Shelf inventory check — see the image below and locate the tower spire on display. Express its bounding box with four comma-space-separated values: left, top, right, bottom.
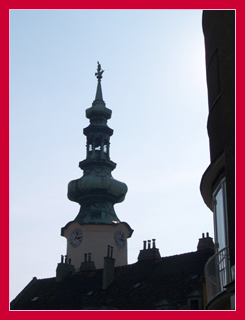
94, 61, 104, 101
66, 62, 128, 224
61, 63, 133, 270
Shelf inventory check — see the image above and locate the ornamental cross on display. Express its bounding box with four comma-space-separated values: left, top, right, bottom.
95, 61, 104, 80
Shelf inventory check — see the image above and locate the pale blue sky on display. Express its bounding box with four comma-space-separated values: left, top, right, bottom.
10, 9, 213, 302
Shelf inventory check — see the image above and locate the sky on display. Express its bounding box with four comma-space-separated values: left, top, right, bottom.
10, 9, 214, 302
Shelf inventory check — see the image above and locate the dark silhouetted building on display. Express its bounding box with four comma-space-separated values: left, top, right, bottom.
200, 10, 235, 309
11, 236, 214, 310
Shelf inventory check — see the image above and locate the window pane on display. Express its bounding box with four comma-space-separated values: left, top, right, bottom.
215, 186, 226, 251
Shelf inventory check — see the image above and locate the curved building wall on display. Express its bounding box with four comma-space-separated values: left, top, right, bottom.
201, 10, 235, 265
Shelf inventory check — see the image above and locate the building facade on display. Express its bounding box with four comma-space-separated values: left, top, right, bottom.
200, 10, 235, 309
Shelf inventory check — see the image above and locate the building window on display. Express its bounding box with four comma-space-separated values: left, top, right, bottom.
212, 177, 228, 252
187, 292, 202, 310
212, 177, 230, 291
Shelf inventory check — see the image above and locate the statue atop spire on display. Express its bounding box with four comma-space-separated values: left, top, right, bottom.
94, 61, 104, 101
95, 61, 104, 80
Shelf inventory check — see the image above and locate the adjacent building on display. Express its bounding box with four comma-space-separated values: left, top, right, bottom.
11, 235, 214, 310
200, 10, 235, 309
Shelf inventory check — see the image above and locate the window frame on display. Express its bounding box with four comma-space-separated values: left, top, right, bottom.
212, 176, 231, 291
212, 176, 229, 253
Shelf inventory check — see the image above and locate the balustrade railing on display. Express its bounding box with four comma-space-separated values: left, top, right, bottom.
204, 246, 231, 303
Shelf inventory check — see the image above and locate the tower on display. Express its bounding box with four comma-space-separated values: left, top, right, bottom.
61, 62, 133, 270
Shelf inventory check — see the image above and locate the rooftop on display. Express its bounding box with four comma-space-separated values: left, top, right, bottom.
11, 249, 213, 310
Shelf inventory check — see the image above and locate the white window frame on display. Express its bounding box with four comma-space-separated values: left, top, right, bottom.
212, 176, 229, 252
212, 176, 231, 291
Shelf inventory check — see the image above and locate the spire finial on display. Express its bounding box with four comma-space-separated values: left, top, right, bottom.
95, 61, 104, 80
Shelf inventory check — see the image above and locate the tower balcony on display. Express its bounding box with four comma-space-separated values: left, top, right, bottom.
204, 246, 235, 309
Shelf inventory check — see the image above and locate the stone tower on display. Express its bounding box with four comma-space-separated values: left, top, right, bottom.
61, 63, 133, 270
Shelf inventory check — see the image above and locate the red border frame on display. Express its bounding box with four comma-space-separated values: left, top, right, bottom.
4, 1, 243, 319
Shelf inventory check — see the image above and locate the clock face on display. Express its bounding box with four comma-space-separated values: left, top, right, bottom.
114, 230, 126, 248
69, 228, 83, 248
